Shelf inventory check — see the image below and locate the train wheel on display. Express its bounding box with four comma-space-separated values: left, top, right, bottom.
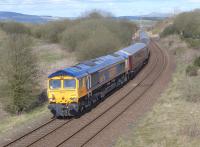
79, 105, 85, 114
86, 98, 92, 111
51, 110, 57, 119
76, 104, 85, 118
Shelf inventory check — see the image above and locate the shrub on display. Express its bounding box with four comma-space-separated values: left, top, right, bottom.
61, 21, 91, 51
0, 34, 40, 114
0, 21, 30, 35
194, 56, 200, 67
81, 10, 110, 19
76, 27, 121, 61
184, 38, 200, 48
103, 19, 137, 45
186, 65, 198, 76
162, 10, 200, 48
174, 10, 200, 37
61, 12, 137, 59
31, 20, 72, 42
160, 25, 177, 38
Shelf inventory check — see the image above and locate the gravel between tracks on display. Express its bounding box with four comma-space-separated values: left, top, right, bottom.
1, 40, 175, 147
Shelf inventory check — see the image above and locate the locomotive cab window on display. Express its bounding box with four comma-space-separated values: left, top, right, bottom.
64, 79, 76, 89
50, 80, 61, 89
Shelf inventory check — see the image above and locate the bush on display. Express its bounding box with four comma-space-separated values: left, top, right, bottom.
0, 21, 30, 35
174, 10, 200, 37
162, 10, 200, 48
184, 38, 200, 48
0, 34, 40, 114
76, 27, 121, 61
61, 21, 91, 51
160, 25, 177, 37
61, 12, 137, 60
81, 10, 112, 19
186, 65, 198, 76
103, 19, 137, 45
31, 20, 72, 42
194, 56, 200, 67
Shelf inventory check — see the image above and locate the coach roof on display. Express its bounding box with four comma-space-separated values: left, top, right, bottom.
115, 43, 146, 56
48, 54, 125, 79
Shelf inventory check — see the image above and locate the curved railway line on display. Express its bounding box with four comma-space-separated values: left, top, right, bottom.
2, 40, 168, 147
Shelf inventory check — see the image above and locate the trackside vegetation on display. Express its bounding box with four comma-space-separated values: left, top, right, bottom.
0, 10, 137, 115
32, 11, 137, 61
116, 9, 200, 146
0, 21, 31, 35
0, 11, 137, 62
186, 56, 200, 76
0, 34, 40, 114
160, 9, 200, 48
116, 35, 200, 147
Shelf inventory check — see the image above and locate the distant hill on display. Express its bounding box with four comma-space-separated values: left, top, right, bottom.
0, 11, 170, 23
118, 14, 170, 21
0, 11, 62, 23
117, 12, 171, 21
142, 12, 172, 18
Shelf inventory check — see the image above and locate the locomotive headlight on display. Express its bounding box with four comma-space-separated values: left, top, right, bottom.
49, 98, 55, 101
49, 94, 55, 102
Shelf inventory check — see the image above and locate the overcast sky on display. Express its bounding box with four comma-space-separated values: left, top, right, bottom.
0, 0, 200, 17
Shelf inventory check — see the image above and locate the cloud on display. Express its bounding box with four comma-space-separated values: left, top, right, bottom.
0, 0, 74, 5
0, 0, 200, 17
188, 0, 200, 3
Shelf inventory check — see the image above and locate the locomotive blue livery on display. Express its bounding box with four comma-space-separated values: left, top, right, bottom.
47, 31, 150, 117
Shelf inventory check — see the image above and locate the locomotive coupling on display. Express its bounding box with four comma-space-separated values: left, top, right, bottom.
48, 103, 79, 117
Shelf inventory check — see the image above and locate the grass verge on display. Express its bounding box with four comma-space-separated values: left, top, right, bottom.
0, 104, 48, 136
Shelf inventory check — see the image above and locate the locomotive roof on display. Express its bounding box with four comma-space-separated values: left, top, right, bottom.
115, 43, 146, 57
48, 54, 125, 79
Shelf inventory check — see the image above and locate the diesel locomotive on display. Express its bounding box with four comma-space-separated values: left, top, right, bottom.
47, 31, 150, 117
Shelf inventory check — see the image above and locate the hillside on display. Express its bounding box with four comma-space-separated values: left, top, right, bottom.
0, 11, 61, 23
160, 9, 200, 48
0, 11, 169, 23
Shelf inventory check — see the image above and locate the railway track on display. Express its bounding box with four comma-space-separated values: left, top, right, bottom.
79, 40, 167, 147
2, 40, 167, 147
55, 40, 167, 147
2, 118, 74, 147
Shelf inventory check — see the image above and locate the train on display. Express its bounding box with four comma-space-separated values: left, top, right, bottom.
47, 31, 150, 118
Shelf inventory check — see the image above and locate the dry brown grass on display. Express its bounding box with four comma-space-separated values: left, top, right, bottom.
32, 41, 77, 89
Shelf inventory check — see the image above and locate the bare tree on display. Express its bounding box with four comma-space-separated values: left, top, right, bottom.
0, 34, 39, 114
